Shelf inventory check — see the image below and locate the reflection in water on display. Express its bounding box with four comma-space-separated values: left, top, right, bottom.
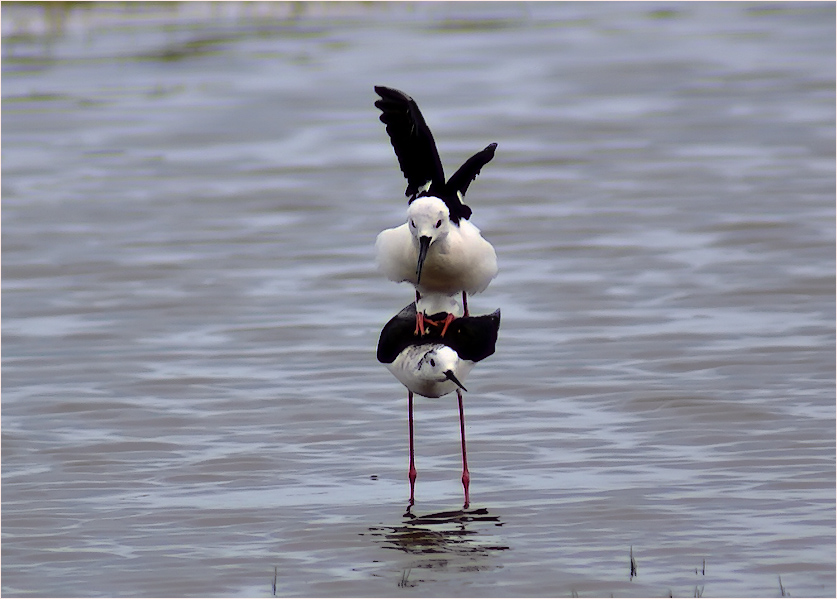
366, 508, 508, 588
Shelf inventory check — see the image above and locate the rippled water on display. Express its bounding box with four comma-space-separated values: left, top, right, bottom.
3, 2, 835, 597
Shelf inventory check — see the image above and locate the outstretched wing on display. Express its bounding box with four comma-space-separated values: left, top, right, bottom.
444, 142, 497, 217
374, 86, 445, 200
377, 305, 501, 365
445, 309, 501, 363
376, 303, 419, 364
413, 308, 501, 363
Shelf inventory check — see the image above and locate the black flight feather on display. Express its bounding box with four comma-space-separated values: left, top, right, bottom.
377, 303, 501, 364
374, 86, 497, 225
373, 86, 445, 201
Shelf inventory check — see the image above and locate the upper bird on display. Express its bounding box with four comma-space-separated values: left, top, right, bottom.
374, 86, 499, 335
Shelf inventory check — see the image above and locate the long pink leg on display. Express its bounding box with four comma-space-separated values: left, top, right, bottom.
457, 389, 470, 509
462, 291, 469, 317
414, 291, 421, 335
408, 391, 417, 507
415, 311, 426, 336
414, 290, 426, 336
439, 312, 456, 337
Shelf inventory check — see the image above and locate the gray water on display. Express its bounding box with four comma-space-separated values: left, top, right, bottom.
2, 2, 835, 597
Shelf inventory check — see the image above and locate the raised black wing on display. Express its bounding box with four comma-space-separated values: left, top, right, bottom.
374, 86, 445, 200
444, 142, 497, 221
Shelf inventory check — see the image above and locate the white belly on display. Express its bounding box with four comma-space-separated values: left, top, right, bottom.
375, 221, 498, 296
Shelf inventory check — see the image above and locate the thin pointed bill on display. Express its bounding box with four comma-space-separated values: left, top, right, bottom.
416, 236, 431, 285
444, 370, 468, 392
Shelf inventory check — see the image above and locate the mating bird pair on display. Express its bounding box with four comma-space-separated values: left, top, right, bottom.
372, 86, 501, 510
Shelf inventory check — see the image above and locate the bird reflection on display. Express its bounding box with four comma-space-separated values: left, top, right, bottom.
365, 508, 508, 588
368, 507, 508, 559
369, 508, 509, 588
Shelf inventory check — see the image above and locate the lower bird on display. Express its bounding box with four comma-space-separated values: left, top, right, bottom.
377, 302, 500, 510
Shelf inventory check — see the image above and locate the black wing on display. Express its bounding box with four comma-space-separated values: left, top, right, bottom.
444, 142, 497, 221
443, 309, 501, 363
377, 304, 501, 365
376, 303, 418, 364
374, 86, 445, 200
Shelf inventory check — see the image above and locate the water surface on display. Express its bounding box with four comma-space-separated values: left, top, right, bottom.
2, 2, 835, 597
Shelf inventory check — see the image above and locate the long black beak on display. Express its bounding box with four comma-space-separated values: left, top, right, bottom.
416, 236, 431, 285
444, 370, 468, 392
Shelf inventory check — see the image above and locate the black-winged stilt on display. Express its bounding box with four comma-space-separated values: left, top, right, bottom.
377, 302, 500, 509
374, 86, 499, 336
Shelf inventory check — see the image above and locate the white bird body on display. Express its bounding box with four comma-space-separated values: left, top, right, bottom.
375, 196, 498, 298
386, 344, 474, 399
373, 86, 500, 328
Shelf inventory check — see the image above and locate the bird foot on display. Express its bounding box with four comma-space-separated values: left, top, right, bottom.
414, 312, 428, 336
414, 312, 456, 337
438, 313, 456, 337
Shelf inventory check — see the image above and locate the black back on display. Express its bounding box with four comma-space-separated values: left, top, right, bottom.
374, 86, 497, 224
377, 303, 501, 364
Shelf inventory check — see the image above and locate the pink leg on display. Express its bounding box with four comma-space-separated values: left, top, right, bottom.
462, 291, 469, 317
414, 289, 450, 336
414, 290, 424, 336
408, 391, 417, 507
439, 312, 456, 337
457, 389, 470, 508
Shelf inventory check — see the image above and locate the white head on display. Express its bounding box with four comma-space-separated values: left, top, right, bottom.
416, 345, 467, 392
387, 343, 474, 398
406, 196, 451, 284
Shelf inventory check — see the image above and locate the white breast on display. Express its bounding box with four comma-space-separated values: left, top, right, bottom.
375, 221, 498, 296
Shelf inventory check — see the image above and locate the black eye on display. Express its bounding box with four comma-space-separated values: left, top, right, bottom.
435, 219, 442, 228
410, 219, 416, 228
429, 359, 435, 367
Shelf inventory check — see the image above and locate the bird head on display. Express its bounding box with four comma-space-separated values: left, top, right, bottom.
421, 346, 468, 392
407, 196, 451, 284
